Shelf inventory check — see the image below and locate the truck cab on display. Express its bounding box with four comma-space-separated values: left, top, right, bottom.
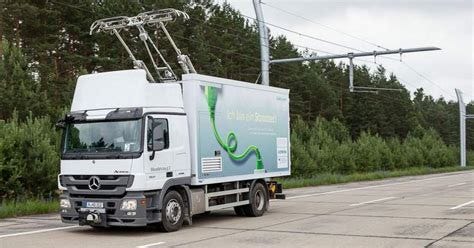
59, 70, 192, 230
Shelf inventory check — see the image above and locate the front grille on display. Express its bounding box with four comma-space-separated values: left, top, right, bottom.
75, 184, 117, 190
61, 175, 134, 198
72, 175, 122, 180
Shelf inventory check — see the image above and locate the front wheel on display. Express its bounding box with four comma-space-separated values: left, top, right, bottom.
243, 182, 268, 217
157, 190, 184, 232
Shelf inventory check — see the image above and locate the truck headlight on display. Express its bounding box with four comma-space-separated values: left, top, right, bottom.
60, 199, 71, 209
120, 199, 137, 211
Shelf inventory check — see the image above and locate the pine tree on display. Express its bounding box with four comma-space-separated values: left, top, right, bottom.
0, 39, 49, 120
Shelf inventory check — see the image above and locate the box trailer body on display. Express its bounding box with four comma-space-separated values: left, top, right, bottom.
183, 74, 290, 185
58, 69, 290, 231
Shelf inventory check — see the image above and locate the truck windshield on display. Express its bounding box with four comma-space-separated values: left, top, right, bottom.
63, 119, 142, 154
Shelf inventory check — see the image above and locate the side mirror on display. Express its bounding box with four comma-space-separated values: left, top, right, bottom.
152, 125, 165, 151
148, 118, 168, 160
55, 119, 66, 130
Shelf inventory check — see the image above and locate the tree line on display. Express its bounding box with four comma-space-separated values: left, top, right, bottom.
0, 0, 472, 200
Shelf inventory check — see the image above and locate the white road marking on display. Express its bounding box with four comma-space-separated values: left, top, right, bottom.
0, 226, 80, 239
349, 197, 397, 206
136, 241, 166, 248
450, 200, 474, 210
285, 172, 473, 200
0, 172, 471, 240
447, 182, 467, 187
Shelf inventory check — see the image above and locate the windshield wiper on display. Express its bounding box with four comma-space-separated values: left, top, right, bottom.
94, 146, 122, 152
69, 148, 89, 153
105, 153, 121, 159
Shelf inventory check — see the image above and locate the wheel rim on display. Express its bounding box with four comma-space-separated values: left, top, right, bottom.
254, 189, 265, 211
165, 199, 182, 225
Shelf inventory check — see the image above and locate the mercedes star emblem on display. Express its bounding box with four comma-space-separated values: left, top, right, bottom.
88, 176, 101, 191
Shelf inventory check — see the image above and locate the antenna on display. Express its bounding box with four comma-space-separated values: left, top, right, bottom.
90, 8, 196, 83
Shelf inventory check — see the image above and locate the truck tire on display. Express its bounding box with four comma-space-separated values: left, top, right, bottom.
243, 182, 268, 217
157, 190, 184, 232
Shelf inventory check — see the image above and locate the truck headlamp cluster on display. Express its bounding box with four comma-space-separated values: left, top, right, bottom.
120, 199, 137, 211
60, 199, 71, 209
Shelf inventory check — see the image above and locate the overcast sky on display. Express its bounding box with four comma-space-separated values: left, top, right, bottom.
217, 0, 473, 102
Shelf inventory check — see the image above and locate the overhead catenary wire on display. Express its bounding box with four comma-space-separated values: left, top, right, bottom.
261, 1, 390, 51
49, 0, 448, 99
242, 3, 455, 98
46, 1, 422, 105
48, 1, 376, 67
174, 32, 413, 105
186, 15, 351, 64
47, 1, 464, 143
187, 17, 389, 66
238, 8, 448, 94
237, 12, 367, 53
286, 34, 451, 97
373, 55, 455, 98
401, 61, 455, 98
183, 19, 414, 91
197, 12, 398, 68
188, 17, 340, 59
125, 15, 423, 99
186, 14, 353, 59
190, 17, 339, 59
187, 17, 393, 82
49, 1, 414, 96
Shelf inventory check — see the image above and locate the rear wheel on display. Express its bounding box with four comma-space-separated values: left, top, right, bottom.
243, 182, 268, 217
157, 190, 184, 232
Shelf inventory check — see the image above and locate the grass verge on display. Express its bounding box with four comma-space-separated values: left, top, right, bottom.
0, 199, 59, 219
281, 166, 474, 189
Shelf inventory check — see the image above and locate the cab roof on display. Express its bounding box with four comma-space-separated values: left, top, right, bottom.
71, 70, 184, 112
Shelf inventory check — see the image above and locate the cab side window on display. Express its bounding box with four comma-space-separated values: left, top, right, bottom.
147, 118, 169, 151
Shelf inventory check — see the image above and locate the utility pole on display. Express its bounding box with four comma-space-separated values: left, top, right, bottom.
253, 0, 270, 86
455, 89, 474, 167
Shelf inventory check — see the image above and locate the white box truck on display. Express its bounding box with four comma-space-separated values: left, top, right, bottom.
57, 69, 290, 231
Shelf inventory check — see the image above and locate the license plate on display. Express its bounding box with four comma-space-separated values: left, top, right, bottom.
83, 201, 103, 208
79, 208, 106, 213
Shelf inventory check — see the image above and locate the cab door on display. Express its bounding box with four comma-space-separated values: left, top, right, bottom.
144, 114, 190, 189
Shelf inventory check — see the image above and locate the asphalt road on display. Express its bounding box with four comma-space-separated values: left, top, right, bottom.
0, 171, 473, 248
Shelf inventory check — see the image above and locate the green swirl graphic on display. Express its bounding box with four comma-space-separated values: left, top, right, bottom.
205, 85, 264, 171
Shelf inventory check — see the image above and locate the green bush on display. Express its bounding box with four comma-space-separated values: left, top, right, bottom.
290, 117, 459, 177
0, 113, 59, 201
353, 132, 392, 172
468, 150, 474, 166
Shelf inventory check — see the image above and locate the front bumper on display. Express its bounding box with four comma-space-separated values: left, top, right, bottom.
60, 191, 158, 227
